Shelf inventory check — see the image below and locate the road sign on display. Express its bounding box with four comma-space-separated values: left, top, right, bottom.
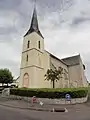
65, 94, 71, 101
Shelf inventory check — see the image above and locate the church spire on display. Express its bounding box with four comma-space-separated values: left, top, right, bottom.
24, 2, 44, 38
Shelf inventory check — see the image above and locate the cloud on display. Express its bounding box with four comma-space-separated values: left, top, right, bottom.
0, 0, 90, 81
71, 17, 90, 26
0, 0, 22, 10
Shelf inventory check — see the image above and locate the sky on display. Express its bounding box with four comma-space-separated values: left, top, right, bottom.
0, 0, 90, 81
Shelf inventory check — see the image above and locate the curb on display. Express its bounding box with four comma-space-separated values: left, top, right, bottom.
0, 103, 51, 112
0, 103, 67, 112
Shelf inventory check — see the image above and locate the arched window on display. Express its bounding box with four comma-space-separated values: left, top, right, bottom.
38, 41, 40, 49
26, 54, 28, 61
27, 41, 30, 48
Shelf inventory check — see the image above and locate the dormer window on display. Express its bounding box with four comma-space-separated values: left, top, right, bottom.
27, 41, 30, 48
38, 41, 40, 49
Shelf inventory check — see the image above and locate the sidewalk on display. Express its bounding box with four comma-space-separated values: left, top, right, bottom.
0, 99, 68, 112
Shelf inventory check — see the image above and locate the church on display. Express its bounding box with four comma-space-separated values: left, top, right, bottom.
18, 7, 88, 88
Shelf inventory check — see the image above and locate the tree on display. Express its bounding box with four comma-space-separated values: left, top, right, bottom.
0, 68, 13, 86
44, 67, 63, 88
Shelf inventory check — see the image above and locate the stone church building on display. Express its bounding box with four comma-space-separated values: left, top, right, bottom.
18, 7, 88, 88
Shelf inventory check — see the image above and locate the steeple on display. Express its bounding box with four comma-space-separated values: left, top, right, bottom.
24, 4, 44, 38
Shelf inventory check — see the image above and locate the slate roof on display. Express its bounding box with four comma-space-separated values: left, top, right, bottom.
61, 54, 80, 66
24, 7, 44, 38
50, 53, 67, 65
45, 50, 67, 65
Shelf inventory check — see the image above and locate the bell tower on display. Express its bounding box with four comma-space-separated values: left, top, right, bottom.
19, 4, 45, 88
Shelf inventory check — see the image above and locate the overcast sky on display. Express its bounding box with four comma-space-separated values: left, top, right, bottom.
0, 0, 90, 81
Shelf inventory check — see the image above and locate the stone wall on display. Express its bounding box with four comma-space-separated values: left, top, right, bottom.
5, 95, 88, 105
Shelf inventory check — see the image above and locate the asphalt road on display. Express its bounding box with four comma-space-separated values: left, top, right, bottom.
0, 103, 90, 120
0, 105, 36, 120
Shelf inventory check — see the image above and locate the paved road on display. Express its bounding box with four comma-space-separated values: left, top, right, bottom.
0, 105, 36, 120
0, 103, 90, 120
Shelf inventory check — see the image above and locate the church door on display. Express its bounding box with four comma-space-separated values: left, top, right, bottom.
23, 73, 29, 88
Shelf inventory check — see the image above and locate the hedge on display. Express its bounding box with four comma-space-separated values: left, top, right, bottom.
10, 87, 88, 99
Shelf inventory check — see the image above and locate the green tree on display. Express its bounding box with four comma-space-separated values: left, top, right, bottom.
45, 67, 63, 88
0, 68, 13, 86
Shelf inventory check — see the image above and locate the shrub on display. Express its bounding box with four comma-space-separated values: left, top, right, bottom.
10, 87, 88, 99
